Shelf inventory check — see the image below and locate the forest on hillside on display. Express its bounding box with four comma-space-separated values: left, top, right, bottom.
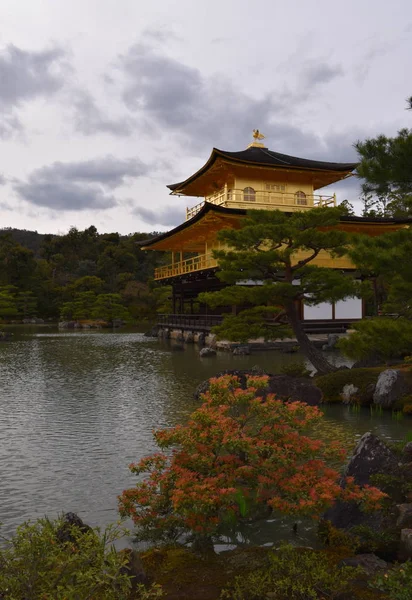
0, 226, 170, 323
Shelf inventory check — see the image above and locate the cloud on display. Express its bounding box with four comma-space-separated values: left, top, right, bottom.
0, 113, 23, 139
301, 62, 344, 87
0, 174, 7, 185
72, 90, 135, 137
114, 41, 350, 157
133, 204, 186, 227
15, 156, 152, 211
0, 43, 69, 108
0, 43, 70, 138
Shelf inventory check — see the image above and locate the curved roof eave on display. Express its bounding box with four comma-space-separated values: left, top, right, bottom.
167, 147, 359, 193
139, 204, 411, 250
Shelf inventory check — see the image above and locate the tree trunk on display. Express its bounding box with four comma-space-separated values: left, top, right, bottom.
285, 301, 336, 375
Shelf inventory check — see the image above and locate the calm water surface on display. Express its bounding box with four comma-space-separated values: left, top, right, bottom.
0, 327, 411, 545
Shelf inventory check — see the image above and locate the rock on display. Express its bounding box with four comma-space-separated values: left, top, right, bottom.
119, 548, 148, 587
144, 325, 159, 337
56, 512, 93, 544
196, 332, 205, 345
339, 553, 387, 575
341, 432, 399, 487
396, 504, 412, 528
232, 345, 251, 355
403, 442, 412, 460
324, 432, 399, 531
0, 331, 12, 341
352, 355, 385, 368
266, 375, 323, 406
400, 529, 412, 559
373, 369, 406, 408
340, 384, 360, 404
184, 331, 194, 343
58, 321, 76, 329
200, 347, 217, 358
193, 370, 322, 405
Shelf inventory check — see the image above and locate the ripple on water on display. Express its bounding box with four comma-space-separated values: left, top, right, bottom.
0, 329, 411, 541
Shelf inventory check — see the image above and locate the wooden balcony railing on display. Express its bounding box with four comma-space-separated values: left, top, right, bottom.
155, 252, 217, 280
186, 190, 336, 220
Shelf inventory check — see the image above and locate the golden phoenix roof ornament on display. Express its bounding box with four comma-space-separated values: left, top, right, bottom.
252, 129, 265, 141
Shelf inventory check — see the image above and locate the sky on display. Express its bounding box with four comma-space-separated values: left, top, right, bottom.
0, 0, 411, 235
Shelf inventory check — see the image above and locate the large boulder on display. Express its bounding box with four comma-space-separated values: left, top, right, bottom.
194, 370, 322, 405
373, 369, 406, 408
324, 432, 399, 531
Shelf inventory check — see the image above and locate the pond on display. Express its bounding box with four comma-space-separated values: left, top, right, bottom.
0, 326, 411, 546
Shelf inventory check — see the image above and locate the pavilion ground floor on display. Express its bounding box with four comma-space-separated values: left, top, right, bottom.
157, 269, 364, 337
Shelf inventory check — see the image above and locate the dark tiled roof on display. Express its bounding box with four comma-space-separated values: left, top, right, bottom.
168, 146, 358, 191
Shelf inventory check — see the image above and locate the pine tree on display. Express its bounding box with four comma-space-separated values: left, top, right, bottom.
199, 208, 358, 375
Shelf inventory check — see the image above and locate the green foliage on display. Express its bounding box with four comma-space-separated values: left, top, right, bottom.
315, 367, 383, 404
372, 560, 412, 600
199, 208, 358, 374
211, 306, 291, 343
91, 293, 130, 322
280, 361, 311, 378
356, 128, 412, 217
0, 226, 165, 321
338, 319, 412, 361
220, 544, 361, 600
0, 517, 133, 599
350, 524, 399, 555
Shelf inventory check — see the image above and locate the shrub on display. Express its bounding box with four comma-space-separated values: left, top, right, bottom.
281, 361, 312, 378
119, 375, 385, 548
372, 560, 412, 600
315, 367, 383, 404
0, 516, 161, 599
220, 544, 361, 600
338, 318, 412, 362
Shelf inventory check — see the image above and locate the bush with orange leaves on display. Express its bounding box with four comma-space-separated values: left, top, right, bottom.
118, 375, 385, 547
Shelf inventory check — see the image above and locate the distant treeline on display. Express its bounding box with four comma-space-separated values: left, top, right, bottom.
0, 226, 170, 322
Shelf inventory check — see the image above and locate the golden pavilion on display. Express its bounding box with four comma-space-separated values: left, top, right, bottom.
142, 131, 406, 331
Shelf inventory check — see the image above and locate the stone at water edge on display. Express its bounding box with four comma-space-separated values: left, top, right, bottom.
323, 432, 399, 531
340, 383, 359, 404
55, 512, 93, 544
200, 347, 217, 357
232, 345, 251, 355
373, 369, 406, 408
193, 370, 323, 405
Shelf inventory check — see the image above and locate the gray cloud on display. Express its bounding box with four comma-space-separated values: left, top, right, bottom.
0, 43, 70, 138
115, 41, 351, 157
0, 44, 69, 108
0, 112, 23, 139
301, 62, 344, 87
72, 91, 135, 137
15, 156, 151, 211
133, 204, 186, 227
0, 174, 7, 185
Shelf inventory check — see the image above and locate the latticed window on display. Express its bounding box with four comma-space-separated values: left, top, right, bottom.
243, 187, 256, 202
295, 191, 307, 205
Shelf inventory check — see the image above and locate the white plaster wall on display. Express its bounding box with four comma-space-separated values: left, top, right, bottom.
335, 298, 363, 319
303, 302, 333, 320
